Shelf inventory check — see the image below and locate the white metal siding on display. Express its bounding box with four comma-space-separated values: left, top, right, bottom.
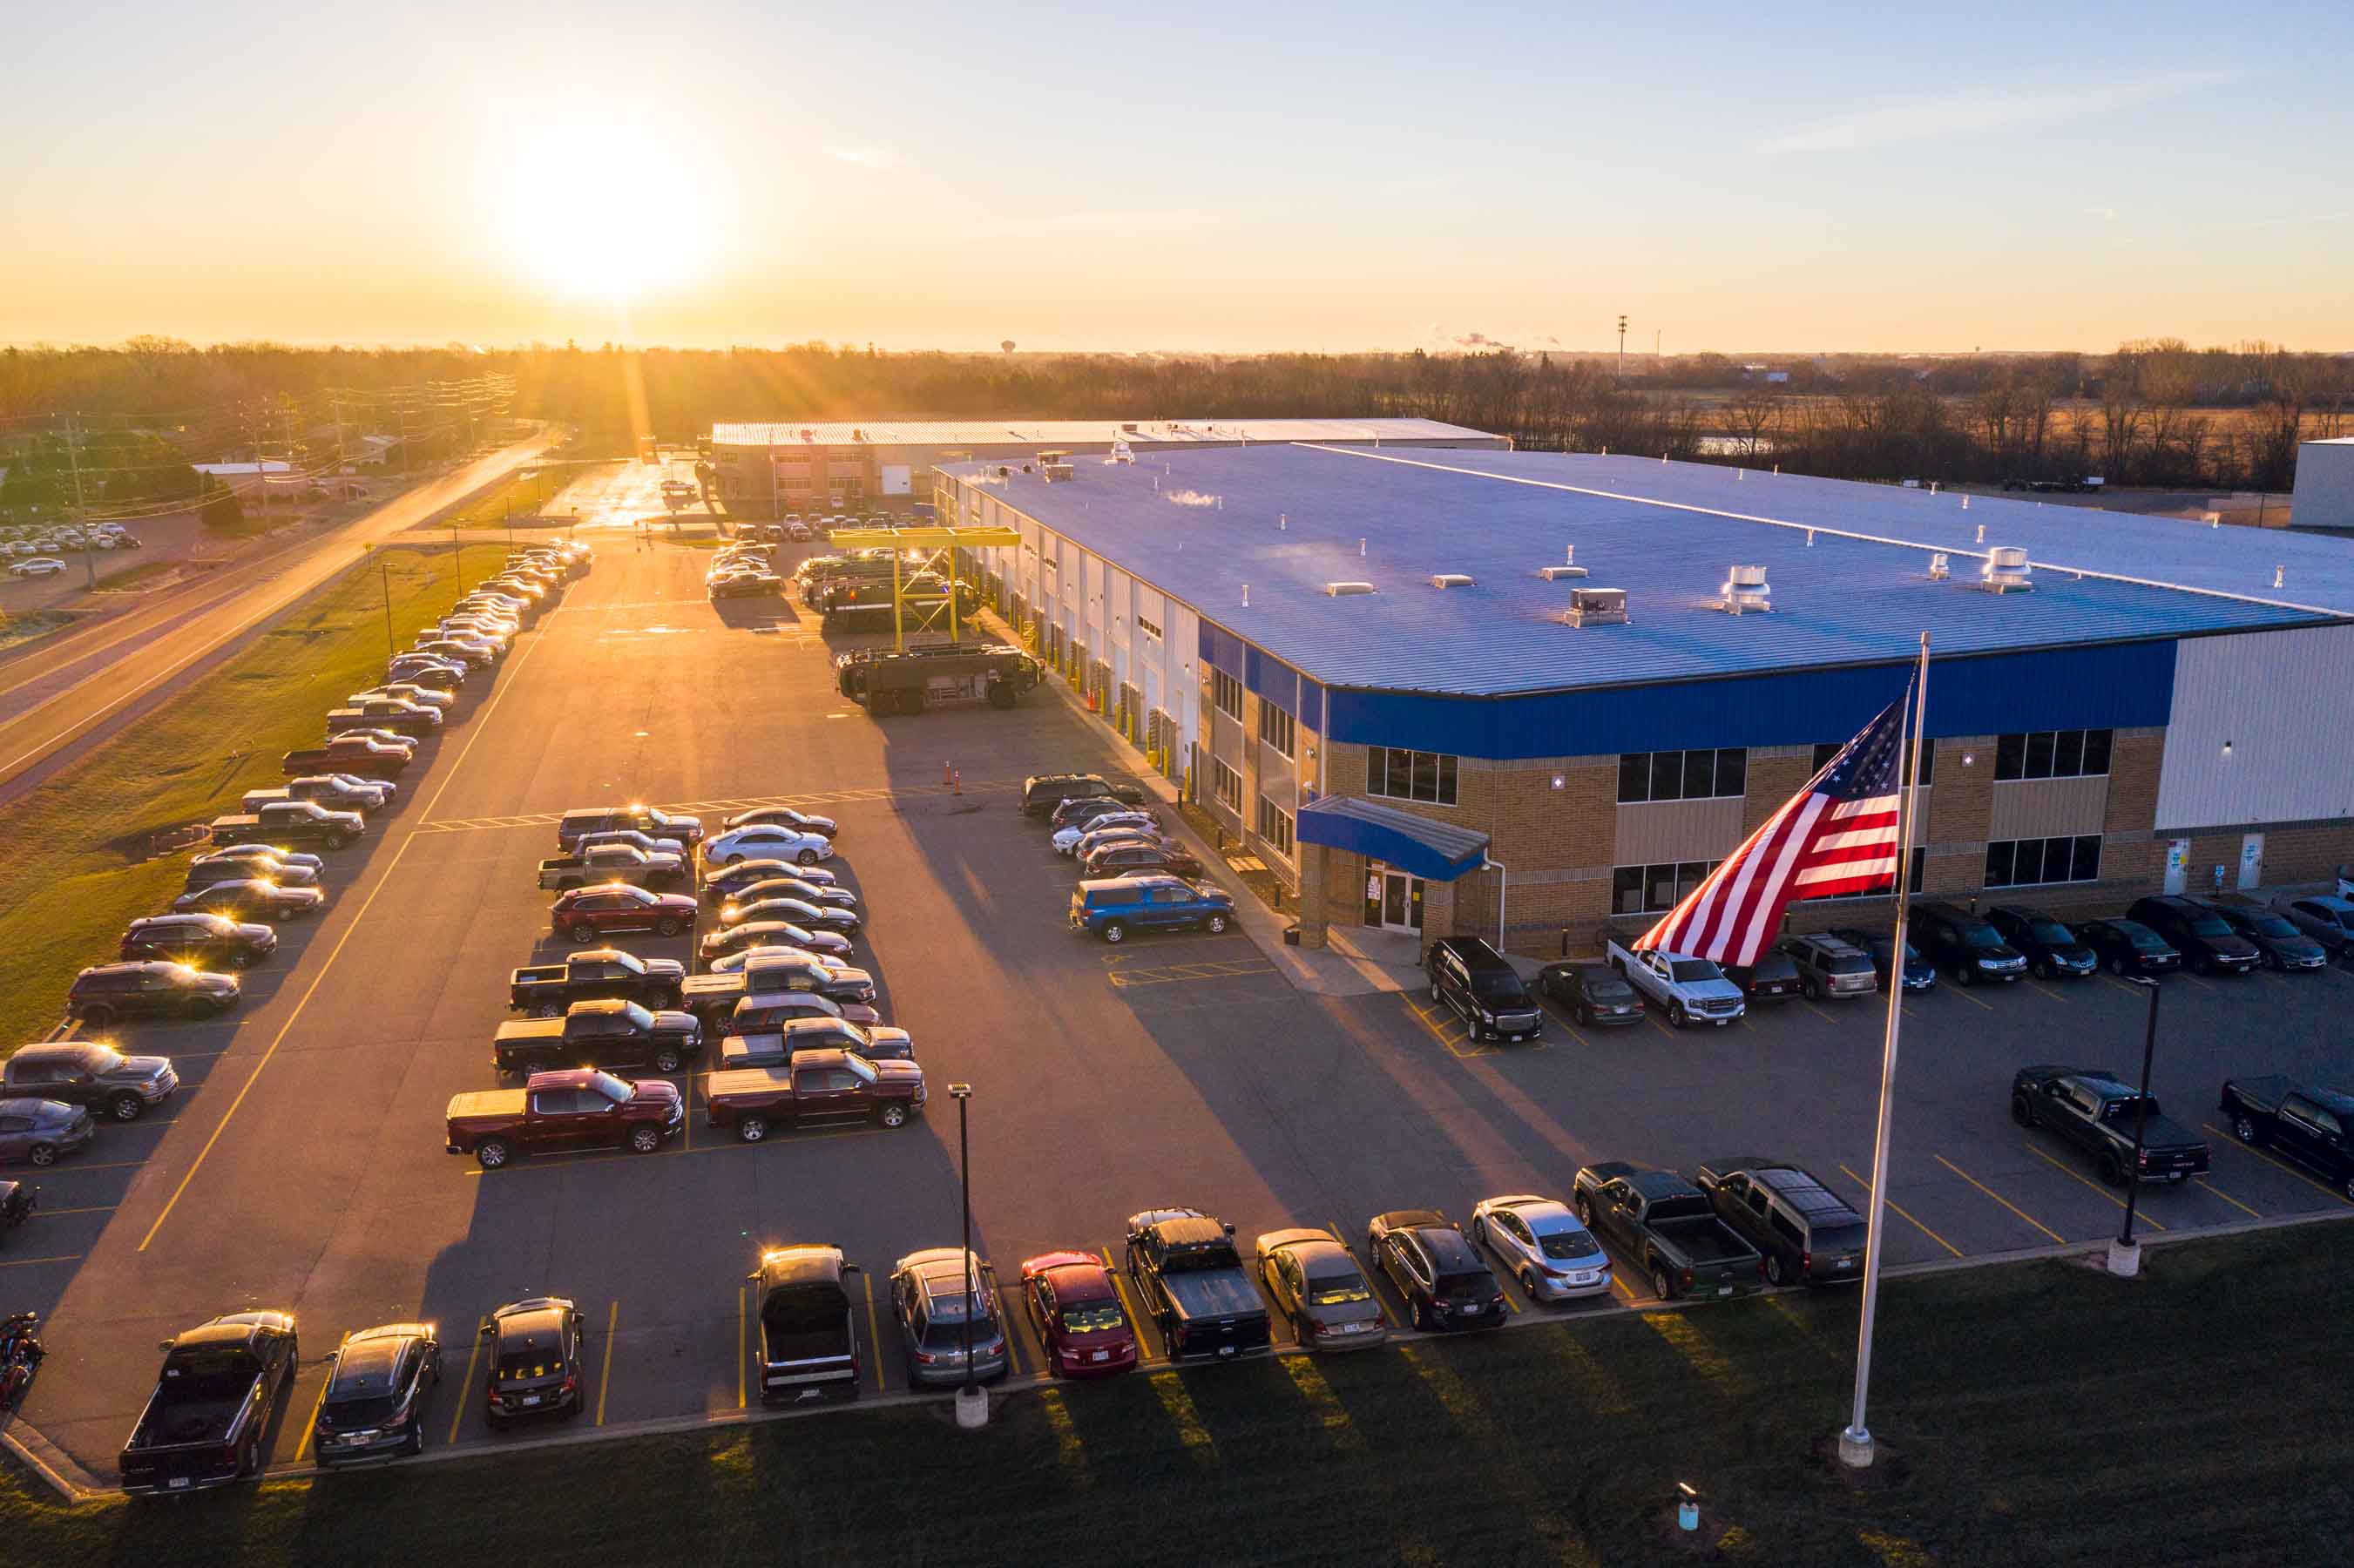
2290, 440, 2354, 531
2158, 625, 2354, 828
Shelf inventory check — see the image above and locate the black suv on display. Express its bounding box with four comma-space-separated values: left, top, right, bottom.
1534, 961, 1644, 1026
478, 1297, 584, 1428
1367, 1210, 1505, 1332
0, 1040, 179, 1122
1424, 937, 1544, 1044
1022, 773, 1144, 819
120, 913, 277, 970
2208, 902, 2329, 972
1723, 949, 1802, 1004
1692, 1157, 1870, 1288
2074, 918, 2180, 977
1908, 902, 2028, 987
1984, 907, 2097, 981
314, 1322, 442, 1464
69, 961, 240, 1026
2127, 896, 2260, 977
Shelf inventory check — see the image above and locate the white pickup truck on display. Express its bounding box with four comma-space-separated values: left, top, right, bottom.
1605, 940, 1747, 1028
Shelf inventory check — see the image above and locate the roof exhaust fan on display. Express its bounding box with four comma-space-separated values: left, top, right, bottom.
1711, 564, 1771, 615
1977, 546, 2033, 593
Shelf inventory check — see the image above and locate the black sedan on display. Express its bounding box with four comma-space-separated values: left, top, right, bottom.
718, 896, 860, 936
2126, 896, 2261, 977
314, 1323, 442, 1464
2209, 903, 2330, 972
1985, 907, 2097, 981
2074, 918, 2181, 977
173, 877, 326, 923
707, 570, 781, 598
1534, 962, 1645, 1026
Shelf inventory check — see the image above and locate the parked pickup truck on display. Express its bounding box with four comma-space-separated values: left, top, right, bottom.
1606, 940, 1746, 1028
207, 800, 364, 850
2010, 1064, 2212, 1186
538, 843, 687, 891
748, 1247, 862, 1405
718, 1017, 913, 1067
680, 959, 878, 1029
242, 775, 389, 815
1122, 1207, 1272, 1362
282, 740, 409, 780
492, 1000, 701, 1078
1572, 1162, 1764, 1301
509, 949, 686, 1017
2219, 1077, 2354, 1201
702, 1048, 927, 1141
444, 1068, 685, 1170
118, 1311, 298, 1496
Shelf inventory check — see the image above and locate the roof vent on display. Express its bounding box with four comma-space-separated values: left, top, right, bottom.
1538, 544, 1588, 581
1560, 586, 1629, 627
1927, 551, 1951, 581
1429, 573, 1476, 590
1323, 581, 1377, 597
1711, 564, 1772, 615
1042, 463, 1075, 483
1977, 546, 2033, 593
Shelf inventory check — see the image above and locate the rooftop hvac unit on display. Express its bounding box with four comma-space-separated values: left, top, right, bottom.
1927, 552, 1951, 581
1042, 463, 1075, 483
1429, 572, 1476, 590
1560, 587, 1629, 627
1537, 544, 1588, 581
1977, 546, 2033, 593
1323, 581, 1377, 597
1711, 564, 1771, 614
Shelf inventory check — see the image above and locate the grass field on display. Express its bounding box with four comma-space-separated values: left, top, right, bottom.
3, 1226, 2345, 1566
0, 544, 511, 1040
92, 558, 180, 592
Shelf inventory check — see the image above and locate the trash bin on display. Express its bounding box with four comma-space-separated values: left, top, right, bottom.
1282, 926, 1302, 947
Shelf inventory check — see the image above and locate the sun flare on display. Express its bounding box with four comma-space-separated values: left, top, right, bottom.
506, 122, 704, 301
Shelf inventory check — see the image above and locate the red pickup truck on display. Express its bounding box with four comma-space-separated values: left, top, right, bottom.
702, 1048, 926, 1142
444, 1068, 684, 1170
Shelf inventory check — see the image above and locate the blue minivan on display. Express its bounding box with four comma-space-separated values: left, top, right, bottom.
1069, 875, 1234, 943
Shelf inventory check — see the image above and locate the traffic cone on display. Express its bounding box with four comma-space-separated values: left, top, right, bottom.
943, 760, 952, 786
952, 768, 962, 795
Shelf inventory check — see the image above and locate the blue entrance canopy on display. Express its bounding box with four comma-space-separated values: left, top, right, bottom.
1295, 796, 1490, 883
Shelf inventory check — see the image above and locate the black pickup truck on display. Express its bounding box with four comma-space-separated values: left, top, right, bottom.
1573, 1163, 1764, 1301
1122, 1208, 1271, 1362
207, 799, 364, 850
2012, 1064, 2212, 1186
492, 999, 701, 1078
119, 1311, 298, 1495
748, 1247, 862, 1404
508, 949, 686, 1017
2219, 1076, 2354, 1200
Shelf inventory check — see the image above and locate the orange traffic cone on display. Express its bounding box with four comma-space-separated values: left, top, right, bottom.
943, 760, 952, 785
952, 768, 962, 795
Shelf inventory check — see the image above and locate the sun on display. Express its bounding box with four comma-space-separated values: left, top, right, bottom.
507, 122, 704, 301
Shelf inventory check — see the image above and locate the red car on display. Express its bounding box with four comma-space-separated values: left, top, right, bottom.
1019, 1251, 1139, 1379
549, 884, 698, 943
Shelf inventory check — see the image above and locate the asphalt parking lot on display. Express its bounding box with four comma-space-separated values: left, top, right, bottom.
10, 536, 2352, 1484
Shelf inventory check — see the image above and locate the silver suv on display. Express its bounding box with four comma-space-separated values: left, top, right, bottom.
1776, 933, 1880, 1000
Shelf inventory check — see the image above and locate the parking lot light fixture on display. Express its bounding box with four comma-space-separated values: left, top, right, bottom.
2109, 977, 2162, 1277
947, 1083, 985, 1428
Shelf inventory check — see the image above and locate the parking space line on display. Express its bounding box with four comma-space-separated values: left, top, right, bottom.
1329, 1220, 1399, 1330
1103, 1246, 1163, 1361
1934, 1153, 2067, 1244
2022, 1144, 2167, 1229
0, 1254, 80, 1268
737, 1285, 747, 1409
862, 1274, 889, 1390
39, 1159, 149, 1172
293, 1365, 333, 1461
2025, 980, 2070, 1004
2197, 1177, 2263, 1219
447, 1332, 484, 1443
1949, 983, 1996, 1011
24, 1204, 114, 1217
2202, 1124, 2352, 1205
1801, 1001, 1839, 1025
594, 1301, 618, 1425
2177, 972, 2219, 992
1839, 1164, 1965, 1260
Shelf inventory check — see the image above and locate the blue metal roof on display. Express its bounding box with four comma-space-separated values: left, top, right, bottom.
1295, 796, 1490, 882
952, 446, 2353, 698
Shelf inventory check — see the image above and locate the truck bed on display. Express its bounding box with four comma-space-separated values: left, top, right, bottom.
447, 1090, 527, 1120
1648, 1215, 1756, 1268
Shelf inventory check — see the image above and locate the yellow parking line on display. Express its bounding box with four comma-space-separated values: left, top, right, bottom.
25, 1205, 114, 1217
2023, 1144, 2168, 1229
737, 1286, 747, 1409
1646, 1012, 1676, 1038
594, 1301, 618, 1425
1103, 1247, 1162, 1358
862, 1274, 889, 1390
0, 1254, 81, 1268
2197, 1177, 2263, 1219
1949, 983, 1996, 1011
1934, 1154, 2066, 1244
293, 1363, 333, 1461
1802, 1001, 1838, 1025
447, 1333, 483, 1443
2178, 972, 2218, 992
1279, 1355, 1366, 1453
1838, 1164, 1965, 1260
2025, 980, 2070, 1004
2202, 1124, 2352, 1205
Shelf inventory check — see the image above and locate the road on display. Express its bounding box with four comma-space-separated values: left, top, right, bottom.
0, 431, 548, 803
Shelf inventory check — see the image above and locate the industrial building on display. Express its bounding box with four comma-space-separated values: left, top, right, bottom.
705, 418, 1503, 517
2291, 436, 2354, 531
938, 443, 2354, 952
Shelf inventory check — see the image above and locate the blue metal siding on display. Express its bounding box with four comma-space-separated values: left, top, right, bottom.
1327, 640, 2179, 760
1200, 620, 1245, 679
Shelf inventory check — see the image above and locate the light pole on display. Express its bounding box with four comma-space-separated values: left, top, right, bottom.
450, 522, 463, 610
2108, 977, 2161, 1276
379, 557, 394, 659
1617, 314, 1628, 384
948, 1082, 985, 1429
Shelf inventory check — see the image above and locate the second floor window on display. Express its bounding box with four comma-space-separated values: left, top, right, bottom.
1618, 748, 1747, 804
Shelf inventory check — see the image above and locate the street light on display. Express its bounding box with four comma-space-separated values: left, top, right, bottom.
379, 557, 394, 659
947, 1083, 985, 1429
2109, 976, 2162, 1276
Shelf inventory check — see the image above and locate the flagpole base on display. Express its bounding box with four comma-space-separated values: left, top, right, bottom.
1837, 1425, 1876, 1470
2106, 1237, 2141, 1278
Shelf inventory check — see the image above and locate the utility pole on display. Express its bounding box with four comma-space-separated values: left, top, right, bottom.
380, 556, 395, 659
62, 414, 98, 590
1617, 315, 1627, 384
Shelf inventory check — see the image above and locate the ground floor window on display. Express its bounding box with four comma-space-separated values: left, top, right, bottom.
1612, 860, 1723, 916
1256, 796, 1295, 861
1211, 756, 1241, 813
1985, 835, 2101, 888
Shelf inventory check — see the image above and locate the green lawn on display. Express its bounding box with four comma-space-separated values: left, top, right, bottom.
0, 544, 511, 1039
3, 1227, 2346, 1566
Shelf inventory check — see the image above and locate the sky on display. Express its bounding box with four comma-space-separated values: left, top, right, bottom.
3, 0, 2350, 354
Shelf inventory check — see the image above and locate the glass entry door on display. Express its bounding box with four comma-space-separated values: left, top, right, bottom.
1363, 865, 1424, 931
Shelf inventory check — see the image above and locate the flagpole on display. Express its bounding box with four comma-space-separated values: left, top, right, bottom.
1839, 630, 1930, 1470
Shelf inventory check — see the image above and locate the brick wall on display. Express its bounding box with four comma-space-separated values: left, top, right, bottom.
2100, 728, 2165, 887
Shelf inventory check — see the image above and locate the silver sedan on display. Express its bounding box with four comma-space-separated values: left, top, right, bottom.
1471, 1194, 1613, 1303
1254, 1228, 1387, 1350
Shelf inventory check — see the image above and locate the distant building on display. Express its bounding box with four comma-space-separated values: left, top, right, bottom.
192, 461, 294, 478
2291, 437, 2354, 531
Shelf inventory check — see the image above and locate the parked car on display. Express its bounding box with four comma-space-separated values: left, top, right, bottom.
1572, 1162, 1764, 1301
1606, 941, 1744, 1027
281, 739, 409, 779
327, 697, 442, 735
509, 949, 686, 1017
1775, 932, 1882, 1000
120, 913, 277, 970
578, 828, 689, 861
2073, 917, 2182, 977
8, 558, 66, 578
1050, 794, 1147, 832
2127, 896, 2260, 976
1907, 902, 2028, 986
708, 569, 781, 598
701, 919, 853, 964
172, 877, 324, 923
549, 884, 697, 943
1080, 840, 1205, 880
554, 805, 705, 852
325, 728, 419, 758
0, 1098, 95, 1167
477, 1298, 583, 1427
241, 776, 389, 816
1052, 811, 1156, 855
722, 805, 838, 838
700, 856, 839, 901
188, 848, 321, 887
445, 1069, 684, 1170
313, 1323, 441, 1464
702, 1047, 924, 1140
2206, 902, 2328, 972
681, 957, 877, 1024
208, 800, 364, 850
1251, 1228, 1386, 1349
1069, 821, 1162, 862
1020, 1251, 1141, 1376
1024, 773, 1146, 818
2012, 1064, 2212, 1186
119, 1312, 298, 1495
1123, 1208, 1270, 1362
2269, 893, 2354, 956
702, 823, 833, 868
492, 1000, 701, 1078
1691, 1159, 1868, 1288
1534, 961, 1644, 1026
1367, 1210, 1506, 1333
536, 843, 687, 891
407, 639, 495, 670
1984, 906, 2099, 981
1723, 948, 1803, 1004
716, 875, 856, 914
722, 990, 879, 1032
717, 1017, 912, 1069
2218, 1076, 2354, 1200
1069, 875, 1234, 943
719, 895, 859, 936
1424, 936, 1544, 1043
889, 1249, 1010, 1388
69, 962, 238, 1027
748, 1247, 861, 1404
1467, 1195, 1611, 1303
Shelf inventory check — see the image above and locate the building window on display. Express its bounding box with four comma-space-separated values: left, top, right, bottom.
1366, 748, 1459, 807
1617, 749, 1747, 804
1985, 835, 2103, 888
1993, 729, 2112, 781
1814, 739, 1934, 786
1137, 615, 1163, 640
1211, 757, 1242, 813
1802, 847, 1927, 901
1258, 700, 1296, 759
1612, 860, 1724, 915
1212, 668, 1242, 720
1256, 796, 1295, 860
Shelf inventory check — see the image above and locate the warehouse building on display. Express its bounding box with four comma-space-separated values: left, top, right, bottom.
939, 444, 2354, 951
2290, 436, 2354, 531
706, 417, 1502, 517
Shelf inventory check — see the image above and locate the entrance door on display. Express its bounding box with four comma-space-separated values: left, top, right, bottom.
2239, 833, 2265, 890
2163, 838, 2189, 895
1364, 867, 1424, 932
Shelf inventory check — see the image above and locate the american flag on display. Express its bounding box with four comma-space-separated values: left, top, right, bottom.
1635, 690, 1914, 968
